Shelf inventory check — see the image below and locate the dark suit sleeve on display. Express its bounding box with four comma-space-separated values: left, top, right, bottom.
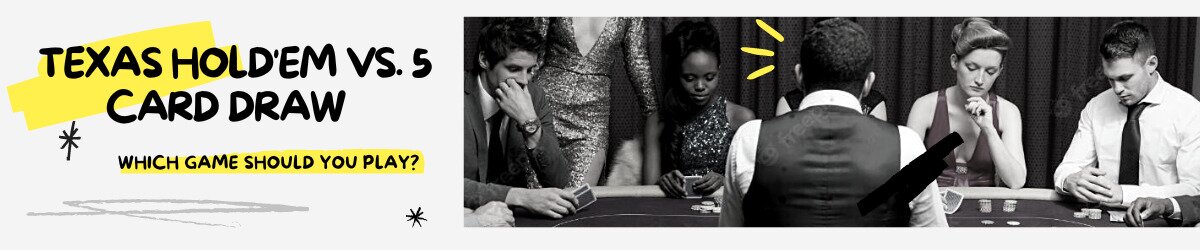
1176, 195, 1200, 227
521, 83, 573, 188
464, 178, 511, 209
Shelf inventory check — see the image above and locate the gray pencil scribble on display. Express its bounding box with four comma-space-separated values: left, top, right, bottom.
28, 199, 309, 227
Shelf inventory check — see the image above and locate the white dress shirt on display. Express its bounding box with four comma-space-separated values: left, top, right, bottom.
720, 90, 949, 227
477, 75, 509, 148
1054, 75, 1200, 206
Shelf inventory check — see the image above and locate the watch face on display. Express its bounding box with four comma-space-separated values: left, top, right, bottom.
522, 122, 538, 134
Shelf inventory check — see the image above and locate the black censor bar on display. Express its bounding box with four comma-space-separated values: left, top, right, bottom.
857, 132, 963, 216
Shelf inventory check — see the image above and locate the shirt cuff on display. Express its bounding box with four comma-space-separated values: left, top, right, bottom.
1120, 185, 1139, 207
1054, 170, 1075, 194
1169, 197, 1183, 220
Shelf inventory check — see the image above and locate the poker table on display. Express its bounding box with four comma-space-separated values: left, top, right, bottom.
941, 187, 1166, 227
514, 186, 1168, 227
515, 185, 719, 227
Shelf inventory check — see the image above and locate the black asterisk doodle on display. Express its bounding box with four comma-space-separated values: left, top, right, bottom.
59, 121, 81, 161
405, 207, 426, 227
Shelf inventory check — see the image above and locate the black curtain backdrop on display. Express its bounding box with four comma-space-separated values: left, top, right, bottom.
464, 17, 1197, 188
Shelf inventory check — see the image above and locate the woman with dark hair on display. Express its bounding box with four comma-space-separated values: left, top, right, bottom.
645, 20, 755, 198
906, 17, 1027, 188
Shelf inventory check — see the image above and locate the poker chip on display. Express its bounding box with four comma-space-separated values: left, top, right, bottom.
1080, 208, 1103, 220
701, 201, 715, 206
980, 220, 994, 225
692, 203, 721, 213
1006, 221, 1020, 226
1073, 211, 1088, 218
1002, 200, 1017, 212
978, 199, 992, 213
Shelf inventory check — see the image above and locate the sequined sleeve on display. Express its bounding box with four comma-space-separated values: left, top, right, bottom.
533, 17, 549, 58
622, 17, 658, 115
534, 17, 549, 44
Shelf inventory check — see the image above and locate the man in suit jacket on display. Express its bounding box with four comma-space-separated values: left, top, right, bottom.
464, 18, 576, 223
1127, 196, 1200, 227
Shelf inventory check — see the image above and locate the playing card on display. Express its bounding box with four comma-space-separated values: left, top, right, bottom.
682, 175, 703, 199
574, 184, 597, 210
1109, 210, 1126, 223
941, 189, 964, 214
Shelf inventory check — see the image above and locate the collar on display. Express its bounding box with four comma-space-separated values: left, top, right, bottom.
797, 90, 863, 114
476, 74, 500, 118
1137, 73, 1168, 105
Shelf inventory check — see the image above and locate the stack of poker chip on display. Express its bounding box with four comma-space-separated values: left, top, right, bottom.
1075, 208, 1103, 220
978, 199, 992, 213
1002, 200, 1017, 212
692, 200, 721, 214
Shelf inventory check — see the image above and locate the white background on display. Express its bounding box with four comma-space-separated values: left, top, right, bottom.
1, 0, 1196, 249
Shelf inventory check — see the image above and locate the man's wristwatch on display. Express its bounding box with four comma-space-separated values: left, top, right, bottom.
518, 118, 540, 137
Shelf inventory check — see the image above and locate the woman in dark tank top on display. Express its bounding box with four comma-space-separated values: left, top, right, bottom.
904, 18, 1028, 188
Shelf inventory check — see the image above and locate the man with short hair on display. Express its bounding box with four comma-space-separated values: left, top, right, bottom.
1055, 20, 1200, 208
464, 18, 577, 225
720, 18, 947, 227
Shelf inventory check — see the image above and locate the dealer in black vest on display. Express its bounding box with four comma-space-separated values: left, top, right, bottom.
719, 18, 947, 227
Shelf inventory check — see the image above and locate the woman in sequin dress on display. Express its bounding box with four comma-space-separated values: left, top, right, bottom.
646, 21, 755, 198
532, 17, 660, 187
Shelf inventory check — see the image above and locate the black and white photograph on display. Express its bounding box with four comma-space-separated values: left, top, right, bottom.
462, 17, 1200, 227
